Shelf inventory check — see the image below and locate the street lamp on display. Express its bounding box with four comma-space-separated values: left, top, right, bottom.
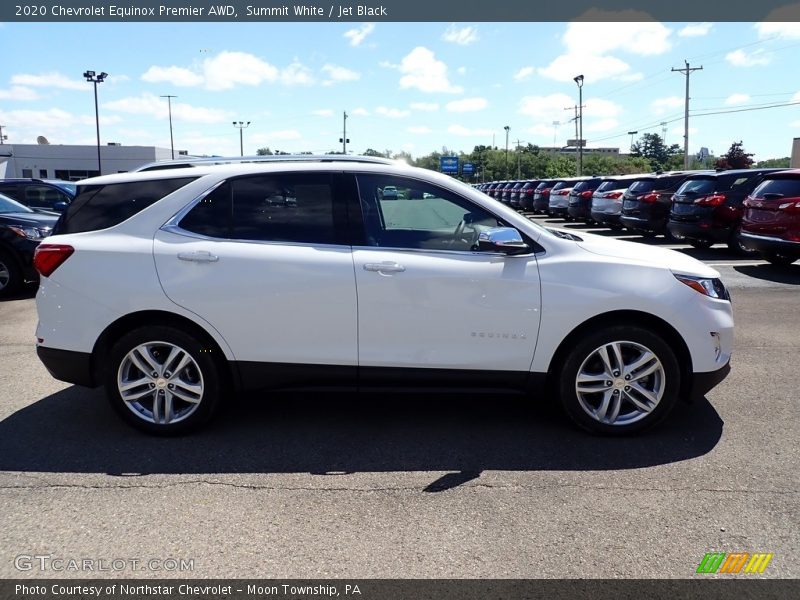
551, 121, 560, 146
161, 95, 177, 159
503, 125, 510, 178
627, 131, 638, 153
83, 70, 107, 174
573, 74, 584, 176
233, 121, 251, 156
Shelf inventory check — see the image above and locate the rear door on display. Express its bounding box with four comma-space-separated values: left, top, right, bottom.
153, 172, 358, 384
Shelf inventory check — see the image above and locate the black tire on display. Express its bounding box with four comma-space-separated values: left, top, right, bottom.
763, 252, 798, 266
0, 250, 23, 298
727, 228, 759, 257
105, 325, 222, 435
688, 239, 714, 249
557, 325, 681, 435
640, 230, 658, 239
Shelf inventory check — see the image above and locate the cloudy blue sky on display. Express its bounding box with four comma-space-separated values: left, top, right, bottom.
1, 20, 799, 160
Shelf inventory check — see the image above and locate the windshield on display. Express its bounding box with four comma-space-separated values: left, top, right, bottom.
627, 179, 656, 193
595, 180, 620, 192
0, 193, 34, 214
676, 178, 716, 196
751, 177, 800, 199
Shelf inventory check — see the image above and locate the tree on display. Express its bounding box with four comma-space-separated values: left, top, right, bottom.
631, 133, 681, 171
256, 147, 274, 156
715, 141, 753, 170
755, 157, 790, 168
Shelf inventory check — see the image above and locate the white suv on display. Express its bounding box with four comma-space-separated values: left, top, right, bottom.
34, 157, 733, 435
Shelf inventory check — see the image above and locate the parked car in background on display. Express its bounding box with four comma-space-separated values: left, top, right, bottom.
0, 179, 76, 213
0, 192, 58, 297
509, 181, 527, 209
33, 157, 732, 436
518, 180, 542, 212
568, 177, 605, 223
499, 181, 517, 205
532, 179, 561, 214
620, 171, 703, 238
590, 174, 642, 229
667, 168, 783, 254
739, 169, 800, 265
381, 185, 399, 200
549, 178, 582, 218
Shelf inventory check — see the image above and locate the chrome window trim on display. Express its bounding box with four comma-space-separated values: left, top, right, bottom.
351, 245, 538, 258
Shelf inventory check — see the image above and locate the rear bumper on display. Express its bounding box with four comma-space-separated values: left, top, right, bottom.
591, 211, 621, 225
667, 220, 731, 243
550, 206, 569, 217
689, 361, 731, 401
620, 215, 664, 233
37, 346, 96, 387
568, 204, 591, 220
739, 232, 800, 255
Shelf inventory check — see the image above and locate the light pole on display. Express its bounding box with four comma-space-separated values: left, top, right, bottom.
83, 70, 107, 174
551, 121, 560, 146
627, 131, 638, 153
503, 125, 510, 178
233, 121, 250, 156
161, 95, 177, 159
573, 74, 584, 176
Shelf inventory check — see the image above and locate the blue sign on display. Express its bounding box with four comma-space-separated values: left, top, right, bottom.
440, 156, 459, 173
462, 162, 474, 174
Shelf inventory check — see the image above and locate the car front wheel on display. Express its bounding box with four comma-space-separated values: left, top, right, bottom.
0, 250, 22, 298
558, 326, 680, 435
105, 326, 221, 435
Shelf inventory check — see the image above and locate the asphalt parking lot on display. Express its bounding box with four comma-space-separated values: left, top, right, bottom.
0, 218, 798, 579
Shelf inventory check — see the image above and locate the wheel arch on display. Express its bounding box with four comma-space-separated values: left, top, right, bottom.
91, 310, 238, 390
544, 309, 694, 401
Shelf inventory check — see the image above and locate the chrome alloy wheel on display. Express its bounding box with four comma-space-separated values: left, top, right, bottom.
117, 341, 204, 425
0, 260, 10, 290
574, 341, 665, 426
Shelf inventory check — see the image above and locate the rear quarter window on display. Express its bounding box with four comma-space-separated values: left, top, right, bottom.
56, 177, 197, 234
752, 178, 800, 198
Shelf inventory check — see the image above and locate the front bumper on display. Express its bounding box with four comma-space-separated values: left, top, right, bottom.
689, 361, 731, 401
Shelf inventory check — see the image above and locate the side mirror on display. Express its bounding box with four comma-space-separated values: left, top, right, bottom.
53, 201, 69, 212
478, 227, 530, 255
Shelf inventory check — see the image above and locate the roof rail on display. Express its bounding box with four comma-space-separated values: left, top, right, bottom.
134, 154, 399, 172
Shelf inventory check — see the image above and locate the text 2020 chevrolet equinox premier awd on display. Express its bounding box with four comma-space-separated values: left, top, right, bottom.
34, 157, 733, 435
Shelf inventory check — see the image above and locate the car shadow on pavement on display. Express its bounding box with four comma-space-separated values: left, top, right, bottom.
0, 386, 724, 486
734, 264, 800, 285
0, 283, 37, 302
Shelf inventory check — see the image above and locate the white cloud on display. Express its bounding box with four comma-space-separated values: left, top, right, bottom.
528, 123, 558, 137
321, 64, 360, 85
456, 66, 467, 75
0, 86, 40, 101
375, 106, 410, 118
792, 120, 800, 128
756, 6, 800, 39
351, 107, 370, 116
312, 109, 334, 117
726, 49, 771, 67
102, 93, 232, 123
203, 51, 279, 90
539, 53, 632, 83
279, 61, 314, 86
724, 93, 751, 105
519, 93, 577, 120
514, 66, 535, 81
407, 126, 431, 134
618, 72, 644, 82
584, 99, 622, 119
585, 118, 619, 133
442, 24, 479, 45
670, 125, 698, 137
445, 97, 488, 112
410, 102, 439, 111
344, 23, 375, 46
448, 125, 494, 136
11, 72, 88, 91
0, 108, 122, 142
141, 66, 205, 87
651, 96, 684, 115
397, 47, 463, 94
793, 91, 800, 102
678, 23, 713, 37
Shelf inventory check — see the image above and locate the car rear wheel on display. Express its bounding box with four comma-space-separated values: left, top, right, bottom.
105, 326, 221, 435
557, 326, 680, 435
0, 250, 22, 298
688, 239, 714, 249
763, 252, 798, 266
727, 228, 759, 257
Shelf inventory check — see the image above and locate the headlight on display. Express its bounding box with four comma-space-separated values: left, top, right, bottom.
8, 226, 50, 241
674, 274, 730, 300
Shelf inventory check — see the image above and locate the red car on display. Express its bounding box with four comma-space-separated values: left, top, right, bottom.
739, 169, 800, 266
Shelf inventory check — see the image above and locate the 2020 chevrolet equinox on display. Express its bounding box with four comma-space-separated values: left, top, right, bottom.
34, 157, 733, 435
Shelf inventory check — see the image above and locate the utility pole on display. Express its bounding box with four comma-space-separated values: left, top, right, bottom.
672, 60, 703, 169
160, 95, 177, 159
0, 124, 6, 144
574, 74, 584, 177
514, 138, 524, 179
503, 125, 510, 178
339, 111, 349, 154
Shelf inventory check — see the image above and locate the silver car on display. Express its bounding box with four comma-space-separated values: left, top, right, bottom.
590, 174, 644, 229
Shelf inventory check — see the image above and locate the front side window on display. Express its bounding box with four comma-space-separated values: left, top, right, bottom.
356, 174, 504, 251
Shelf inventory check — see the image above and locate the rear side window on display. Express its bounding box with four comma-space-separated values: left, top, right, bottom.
179, 183, 232, 238
627, 179, 656, 193
551, 182, 570, 191
676, 178, 716, 195
752, 178, 800, 198
596, 180, 621, 193
57, 177, 197, 234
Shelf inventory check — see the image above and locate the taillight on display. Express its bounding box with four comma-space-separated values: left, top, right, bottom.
694, 194, 726, 207
525, 188, 535, 195
603, 191, 623, 199
640, 193, 659, 203
33, 244, 74, 277
778, 200, 800, 213
580, 190, 593, 198
541, 187, 551, 195
555, 190, 569, 195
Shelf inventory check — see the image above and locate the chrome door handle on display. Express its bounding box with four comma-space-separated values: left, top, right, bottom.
363, 262, 406, 273
177, 251, 219, 263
